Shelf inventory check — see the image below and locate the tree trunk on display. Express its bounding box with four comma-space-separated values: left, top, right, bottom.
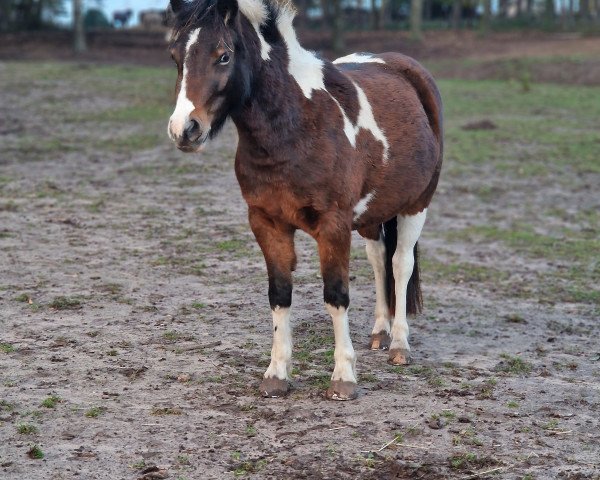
526, 0, 534, 17
73, 0, 86, 52
410, 0, 423, 40
481, 0, 491, 34
376, 0, 389, 29
371, 0, 379, 29
331, 0, 345, 53
580, 0, 591, 20
545, 0, 556, 22
451, 0, 461, 29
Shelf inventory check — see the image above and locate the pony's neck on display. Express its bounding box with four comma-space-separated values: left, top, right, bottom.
231, 6, 326, 155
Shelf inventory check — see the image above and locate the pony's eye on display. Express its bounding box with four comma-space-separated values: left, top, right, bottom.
218, 53, 230, 65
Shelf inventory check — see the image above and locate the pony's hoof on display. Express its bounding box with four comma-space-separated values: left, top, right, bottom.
259, 377, 290, 398
388, 348, 412, 365
325, 380, 358, 401
369, 331, 391, 350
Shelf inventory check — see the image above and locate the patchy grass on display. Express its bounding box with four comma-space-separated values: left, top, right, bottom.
49, 296, 82, 310
85, 406, 106, 418
27, 444, 44, 459
496, 354, 533, 375
17, 423, 38, 435
40, 395, 61, 408
0, 343, 15, 353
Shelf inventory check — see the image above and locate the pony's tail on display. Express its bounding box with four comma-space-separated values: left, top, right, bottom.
407, 242, 423, 315
383, 218, 423, 317
383, 218, 397, 318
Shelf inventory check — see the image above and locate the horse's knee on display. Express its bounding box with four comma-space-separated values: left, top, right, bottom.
268, 273, 292, 309
323, 276, 349, 309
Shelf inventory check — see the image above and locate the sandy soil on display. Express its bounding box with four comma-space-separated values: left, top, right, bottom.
0, 47, 599, 479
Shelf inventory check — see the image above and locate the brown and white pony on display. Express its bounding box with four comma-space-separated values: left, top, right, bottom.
167, 0, 443, 400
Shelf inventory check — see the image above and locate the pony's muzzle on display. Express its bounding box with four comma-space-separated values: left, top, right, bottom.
169, 116, 207, 153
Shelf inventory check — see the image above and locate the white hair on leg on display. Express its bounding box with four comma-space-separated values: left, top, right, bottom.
389, 209, 427, 363
366, 236, 391, 345
326, 304, 357, 384
263, 306, 292, 381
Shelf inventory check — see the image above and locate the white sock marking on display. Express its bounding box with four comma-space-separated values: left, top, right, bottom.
326, 304, 357, 383
264, 306, 292, 380
390, 210, 427, 351
168, 28, 201, 140
365, 236, 391, 334
333, 53, 386, 65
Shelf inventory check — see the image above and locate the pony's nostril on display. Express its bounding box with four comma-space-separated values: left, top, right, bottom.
185, 119, 202, 142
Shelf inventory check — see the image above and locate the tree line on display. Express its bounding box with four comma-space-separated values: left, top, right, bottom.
1, 0, 598, 50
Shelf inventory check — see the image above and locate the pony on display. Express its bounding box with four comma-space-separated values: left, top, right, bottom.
166, 0, 443, 400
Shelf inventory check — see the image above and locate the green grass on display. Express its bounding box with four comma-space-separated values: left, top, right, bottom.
497, 354, 533, 375
85, 406, 105, 418
0, 343, 15, 353
41, 395, 61, 408
17, 423, 38, 435
49, 296, 82, 310
27, 445, 44, 459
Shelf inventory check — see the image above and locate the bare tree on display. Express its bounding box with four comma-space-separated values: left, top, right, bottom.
451, 0, 461, 29
410, 0, 423, 40
481, 0, 491, 34
73, 0, 86, 52
331, 0, 345, 53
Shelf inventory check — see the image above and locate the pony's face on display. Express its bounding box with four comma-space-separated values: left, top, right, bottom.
167, 0, 247, 152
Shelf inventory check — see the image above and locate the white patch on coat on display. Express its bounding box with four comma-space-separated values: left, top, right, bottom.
328, 96, 356, 147
276, 9, 324, 99
327, 80, 390, 162
354, 82, 390, 161
326, 304, 357, 384
263, 306, 293, 380
238, 0, 268, 25
168, 27, 201, 140
353, 192, 374, 222
390, 209, 427, 352
333, 53, 386, 65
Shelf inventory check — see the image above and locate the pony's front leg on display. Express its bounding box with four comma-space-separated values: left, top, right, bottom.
248, 207, 296, 398
317, 222, 357, 401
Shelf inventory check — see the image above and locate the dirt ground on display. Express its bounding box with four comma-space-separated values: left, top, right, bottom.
1, 32, 599, 479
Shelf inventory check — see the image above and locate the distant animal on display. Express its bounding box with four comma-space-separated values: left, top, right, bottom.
139, 9, 167, 29
166, 0, 443, 400
112, 9, 133, 28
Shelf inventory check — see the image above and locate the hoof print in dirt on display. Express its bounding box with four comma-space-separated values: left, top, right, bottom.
369, 331, 391, 350
388, 348, 412, 365
259, 377, 290, 398
325, 381, 358, 401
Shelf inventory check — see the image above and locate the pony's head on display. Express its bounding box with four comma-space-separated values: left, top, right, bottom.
167, 0, 259, 152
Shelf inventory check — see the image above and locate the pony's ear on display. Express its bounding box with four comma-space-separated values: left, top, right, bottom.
170, 0, 184, 14
216, 0, 238, 24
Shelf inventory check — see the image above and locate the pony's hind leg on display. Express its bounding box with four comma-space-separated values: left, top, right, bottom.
389, 210, 427, 365
365, 236, 392, 350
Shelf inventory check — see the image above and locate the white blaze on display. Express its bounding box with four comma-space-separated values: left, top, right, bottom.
168, 28, 201, 140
